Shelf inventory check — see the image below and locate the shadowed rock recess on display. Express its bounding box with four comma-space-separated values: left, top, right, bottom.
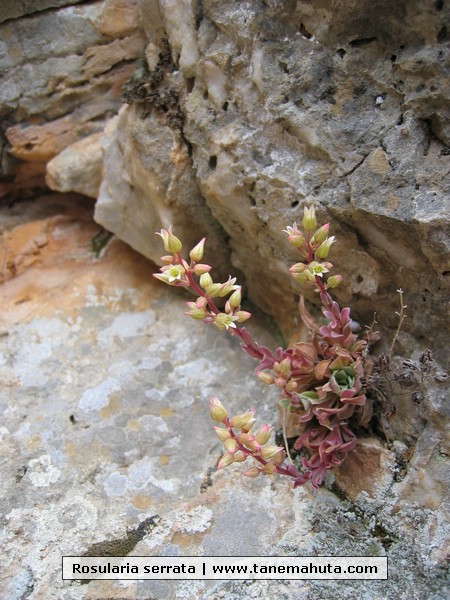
0, 1, 449, 599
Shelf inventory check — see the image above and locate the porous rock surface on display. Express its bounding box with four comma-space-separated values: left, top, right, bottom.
0, 195, 448, 599
91, 0, 450, 373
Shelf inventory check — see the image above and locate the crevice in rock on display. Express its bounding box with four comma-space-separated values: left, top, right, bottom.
195, 0, 204, 31
343, 152, 370, 176
349, 37, 378, 48
0, 0, 95, 26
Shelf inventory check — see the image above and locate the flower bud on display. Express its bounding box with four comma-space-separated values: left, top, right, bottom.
205, 284, 222, 298
274, 358, 291, 379
302, 206, 317, 231
311, 223, 330, 246
199, 272, 213, 289
260, 445, 284, 460
230, 411, 255, 430
236, 432, 255, 445
209, 397, 228, 422
283, 224, 306, 248
243, 466, 261, 478
189, 238, 206, 261
228, 287, 242, 309
327, 274, 343, 288
224, 437, 238, 454
235, 311, 251, 323
316, 236, 335, 259
233, 451, 247, 462
185, 307, 207, 319
257, 372, 274, 385
161, 255, 174, 264
217, 452, 235, 469
289, 262, 307, 275
271, 448, 286, 465
254, 424, 273, 445
193, 264, 212, 276
156, 226, 182, 253
261, 462, 277, 474
213, 426, 231, 442
290, 272, 310, 284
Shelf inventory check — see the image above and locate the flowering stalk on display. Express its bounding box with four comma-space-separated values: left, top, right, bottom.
154, 207, 377, 488
209, 398, 309, 486
153, 225, 277, 364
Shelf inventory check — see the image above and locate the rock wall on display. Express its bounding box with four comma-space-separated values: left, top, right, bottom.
92, 0, 448, 370
2, 0, 449, 368
0, 0, 147, 197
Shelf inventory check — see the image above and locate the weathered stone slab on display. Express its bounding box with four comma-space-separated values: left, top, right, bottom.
0, 193, 448, 599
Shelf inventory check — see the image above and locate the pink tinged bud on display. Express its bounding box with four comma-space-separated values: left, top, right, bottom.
327, 274, 343, 288
237, 433, 261, 451
209, 397, 228, 422
271, 448, 286, 465
257, 372, 274, 385
311, 223, 330, 245
243, 466, 261, 478
230, 413, 253, 430
217, 452, 235, 469
240, 421, 254, 433
233, 451, 247, 462
254, 424, 273, 445
315, 236, 335, 259
260, 445, 284, 460
189, 238, 206, 261
289, 262, 307, 275
161, 255, 174, 263
291, 271, 310, 284
156, 226, 182, 253
302, 205, 317, 231
185, 308, 207, 320
195, 296, 208, 309
214, 426, 231, 442
235, 311, 251, 323
289, 234, 307, 248
224, 437, 238, 454
193, 264, 212, 276
283, 224, 306, 248
228, 287, 242, 309
199, 272, 213, 289
261, 462, 277, 474
276, 358, 291, 378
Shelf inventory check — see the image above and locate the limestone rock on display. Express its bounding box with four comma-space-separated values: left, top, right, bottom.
46, 132, 103, 198
1, 193, 448, 599
0, 0, 146, 197
94, 105, 235, 280
334, 438, 396, 500
90, 0, 450, 372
